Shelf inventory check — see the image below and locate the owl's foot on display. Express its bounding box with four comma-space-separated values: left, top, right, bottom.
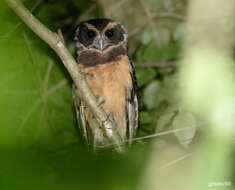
108, 113, 117, 128
96, 94, 105, 107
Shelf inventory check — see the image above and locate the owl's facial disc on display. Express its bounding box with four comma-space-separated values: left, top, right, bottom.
75, 19, 128, 52
90, 27, 124, 51
91, 34, 105, 51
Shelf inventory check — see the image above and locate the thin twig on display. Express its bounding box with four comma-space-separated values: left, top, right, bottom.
139, 0, 164, 45
130, 12, 186, 38
106, 0, 128, 17
31, 0, 43, 12
69, 2, 98, 38
74, 1, 99, 26
57, 28, 65, 45
134, 126, 196, 141
5, 0, 123, 152
160, 153, 192, 169
98, 126, 196, 148
98, 0, 108, 18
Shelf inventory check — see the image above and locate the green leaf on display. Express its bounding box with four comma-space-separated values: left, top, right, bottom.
137, 43, 163, 62
139, 111, 153, 125
0, 3, 75, 148
141, 29, 153, 45
156, 106, 178, 131
173, 23, 186, 41
143, 80, 163, 109
162, 42, 180, 60
135, 68, 157, 87
172, 111, 197, 147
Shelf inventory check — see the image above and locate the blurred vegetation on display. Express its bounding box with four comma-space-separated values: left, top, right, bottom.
0, 0, 235, 189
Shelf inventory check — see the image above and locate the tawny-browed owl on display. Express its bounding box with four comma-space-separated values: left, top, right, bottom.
73, 18, 138, 149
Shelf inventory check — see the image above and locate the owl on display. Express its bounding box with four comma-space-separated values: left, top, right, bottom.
73, 18, 138, 149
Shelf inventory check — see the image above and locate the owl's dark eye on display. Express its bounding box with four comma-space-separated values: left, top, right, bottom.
105, 29, 114, 38
87, 30, 96, 39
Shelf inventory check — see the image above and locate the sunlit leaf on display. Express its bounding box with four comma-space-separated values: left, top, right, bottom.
143, 80, 163, 109
172, 111, 197, 147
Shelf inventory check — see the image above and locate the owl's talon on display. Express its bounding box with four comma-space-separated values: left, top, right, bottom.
99, 99, 105, 106
108, 113, 114, 121
96, 94, 105, 106
96, 94, 100, 101
107, 113, 117, 128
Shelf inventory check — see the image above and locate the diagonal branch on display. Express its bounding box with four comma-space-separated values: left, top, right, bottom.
5, 0, 123, 152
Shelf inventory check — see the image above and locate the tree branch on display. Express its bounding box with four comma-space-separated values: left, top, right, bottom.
129, 12, 186, 38
5, 0, 122, 151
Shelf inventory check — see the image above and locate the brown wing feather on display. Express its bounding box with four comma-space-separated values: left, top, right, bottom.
126, 61, 138, 145
72, 84, 89, 144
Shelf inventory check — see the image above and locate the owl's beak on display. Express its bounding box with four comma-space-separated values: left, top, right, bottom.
98, 36, 105, 51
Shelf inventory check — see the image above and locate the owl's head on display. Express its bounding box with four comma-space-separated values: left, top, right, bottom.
74, 18, 128, 52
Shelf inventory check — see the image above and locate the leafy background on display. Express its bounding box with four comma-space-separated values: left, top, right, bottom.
0, 0, 234, 190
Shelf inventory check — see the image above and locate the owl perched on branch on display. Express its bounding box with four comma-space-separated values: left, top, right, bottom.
73, 18, 138, 149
